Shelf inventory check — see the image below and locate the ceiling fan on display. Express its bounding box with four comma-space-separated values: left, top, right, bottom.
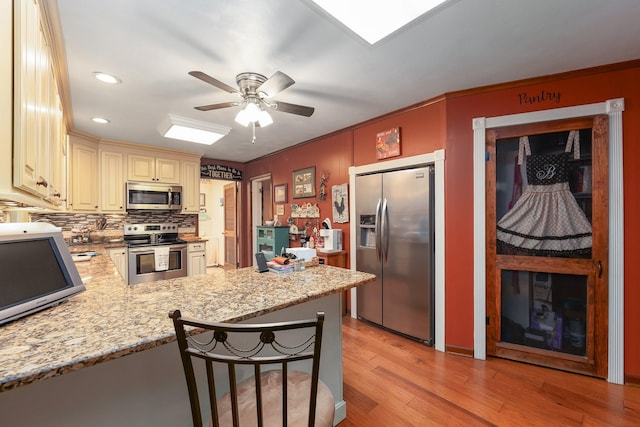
189, 70, 314, 141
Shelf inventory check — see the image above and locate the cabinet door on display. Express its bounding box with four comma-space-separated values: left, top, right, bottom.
69, 142, 99, 211
188, 251, 206, 276
181, 160, 200, 213
100, 150, 125, 212
127, 154, 156, 182
108, 248, 128, 283
13, 0, 44, 196
486, 116, 608, 378
155, 157, 181, 184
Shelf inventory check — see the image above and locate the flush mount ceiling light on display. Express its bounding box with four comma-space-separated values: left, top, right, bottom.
93, 72, 121, 84
311, 0, 448, 44
158, 114, 231, 145
92, 117, 110, 124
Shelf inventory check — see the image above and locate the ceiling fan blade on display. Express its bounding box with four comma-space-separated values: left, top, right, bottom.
194, 101, 239, 111
258, 71, 295, 98
189, 71, 238, 94
269, 100, 315, 117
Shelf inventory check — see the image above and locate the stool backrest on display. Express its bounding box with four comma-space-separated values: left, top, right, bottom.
170, 310, 325, 427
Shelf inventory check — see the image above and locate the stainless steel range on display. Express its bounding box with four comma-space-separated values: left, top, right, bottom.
124, 223, 187, 285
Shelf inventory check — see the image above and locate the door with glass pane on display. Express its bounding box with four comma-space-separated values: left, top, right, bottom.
486, 116, 608, 377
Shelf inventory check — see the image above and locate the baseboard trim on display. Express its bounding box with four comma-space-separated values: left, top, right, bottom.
446, 345, 474, 357
625, 374, 640, 387
334, 399, 347, 425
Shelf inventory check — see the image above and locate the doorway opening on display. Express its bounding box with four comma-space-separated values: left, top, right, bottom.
251, 174, 272, 265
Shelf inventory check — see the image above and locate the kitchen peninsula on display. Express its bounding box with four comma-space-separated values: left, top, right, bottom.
0, 244, 374, 426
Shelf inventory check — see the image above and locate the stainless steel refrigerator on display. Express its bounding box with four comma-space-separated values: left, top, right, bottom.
355, 166, 434, 344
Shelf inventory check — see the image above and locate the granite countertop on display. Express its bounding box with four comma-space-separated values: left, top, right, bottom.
0, 245, 374, 392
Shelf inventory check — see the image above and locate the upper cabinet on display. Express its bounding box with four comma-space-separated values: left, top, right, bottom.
127, 154, 181, 184
66, 137, 201, 213
99, 145, 125, 212
68, 135, 99, 212
1, 0, 66, 209
181, 159, 201, 214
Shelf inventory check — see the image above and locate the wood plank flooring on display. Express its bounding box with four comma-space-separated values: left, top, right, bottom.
339, 317, 640, 426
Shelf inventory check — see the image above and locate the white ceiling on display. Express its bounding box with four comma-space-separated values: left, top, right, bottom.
55, 0, 640, 163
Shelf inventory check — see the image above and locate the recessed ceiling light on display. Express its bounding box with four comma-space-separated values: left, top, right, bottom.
93, 72, 121, 84
312, 0, 447, 44
158, 114, 231, 145
92, 117, 110, 124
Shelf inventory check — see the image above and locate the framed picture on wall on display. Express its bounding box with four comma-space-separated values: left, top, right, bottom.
292, 167, 315, 199
274, 184, 287, 204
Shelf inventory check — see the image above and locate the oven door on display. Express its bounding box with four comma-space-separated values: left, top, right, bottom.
127, 244, 187, 285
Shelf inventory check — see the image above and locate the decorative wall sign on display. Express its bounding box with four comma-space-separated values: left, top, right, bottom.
200, 164, 242, 181
274, 184, 287, 204
290, 203, 320, 218
292, 166, 315, 198
332, 184, 349, 223
376, 127, 400, 159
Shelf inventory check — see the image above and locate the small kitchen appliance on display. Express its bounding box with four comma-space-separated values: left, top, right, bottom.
320, 229, 342, 251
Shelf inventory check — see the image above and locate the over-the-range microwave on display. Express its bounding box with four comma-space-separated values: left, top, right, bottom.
126, 181, 182, 211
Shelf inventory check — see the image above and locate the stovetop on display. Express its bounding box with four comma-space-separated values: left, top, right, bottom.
123, 223, 185, 247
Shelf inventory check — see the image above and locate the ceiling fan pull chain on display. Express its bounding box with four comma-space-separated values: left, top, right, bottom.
252, 121, 256, 144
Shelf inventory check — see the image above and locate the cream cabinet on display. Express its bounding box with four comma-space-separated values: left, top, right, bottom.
8, 0, 66, 208
127, 154, 180, 184
108, 247, 128, 283
68, 137, 99, 212
181, 160, 201, 214
100, 147, 125, 212
187, 242, 207, 276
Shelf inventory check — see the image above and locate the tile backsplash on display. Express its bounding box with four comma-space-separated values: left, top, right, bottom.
29, 211, 196, 241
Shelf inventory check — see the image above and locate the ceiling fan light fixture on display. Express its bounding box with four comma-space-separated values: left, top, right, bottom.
244, 101, 261, 122
258, 109, 273, 127
158, 114, 231, 145
235, 109, 251, 127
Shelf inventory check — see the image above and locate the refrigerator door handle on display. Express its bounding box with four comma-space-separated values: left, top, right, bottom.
375, 198, 382, 262
381, 198, 389, 263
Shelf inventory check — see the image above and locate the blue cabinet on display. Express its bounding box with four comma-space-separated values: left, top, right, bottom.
256, 226, 289, 261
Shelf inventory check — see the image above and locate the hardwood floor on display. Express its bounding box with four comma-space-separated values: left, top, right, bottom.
339, 317, 640, 426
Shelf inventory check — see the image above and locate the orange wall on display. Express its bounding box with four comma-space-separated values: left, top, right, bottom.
444, 65, 640, 377
237, 61, 640, 379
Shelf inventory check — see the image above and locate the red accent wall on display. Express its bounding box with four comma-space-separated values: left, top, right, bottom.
237, 62, 640, 379
244, 132, 354, 267
443, 65, 640, 376
353, 99, 446, 166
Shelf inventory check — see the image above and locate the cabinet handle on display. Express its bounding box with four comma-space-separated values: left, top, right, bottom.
597, 260, 603, 278
36, 178, 49, 188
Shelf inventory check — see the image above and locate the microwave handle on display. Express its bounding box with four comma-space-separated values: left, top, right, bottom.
168, 189, 173, 208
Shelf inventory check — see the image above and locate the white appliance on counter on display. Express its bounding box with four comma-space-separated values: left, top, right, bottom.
124, 223, 187, 285
320, 229, 342, 251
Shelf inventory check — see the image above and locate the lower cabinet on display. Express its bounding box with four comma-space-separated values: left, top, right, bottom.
316, 250, 347, 268
187, 242, 206, 276
107, 247, 128, 283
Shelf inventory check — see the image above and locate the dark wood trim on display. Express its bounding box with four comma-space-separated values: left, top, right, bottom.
444, 59, 640, 99
626, 374, 640, 387
445, 345, 474, 357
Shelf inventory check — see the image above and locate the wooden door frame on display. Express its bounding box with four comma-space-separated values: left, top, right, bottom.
472, 98, 625, 384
